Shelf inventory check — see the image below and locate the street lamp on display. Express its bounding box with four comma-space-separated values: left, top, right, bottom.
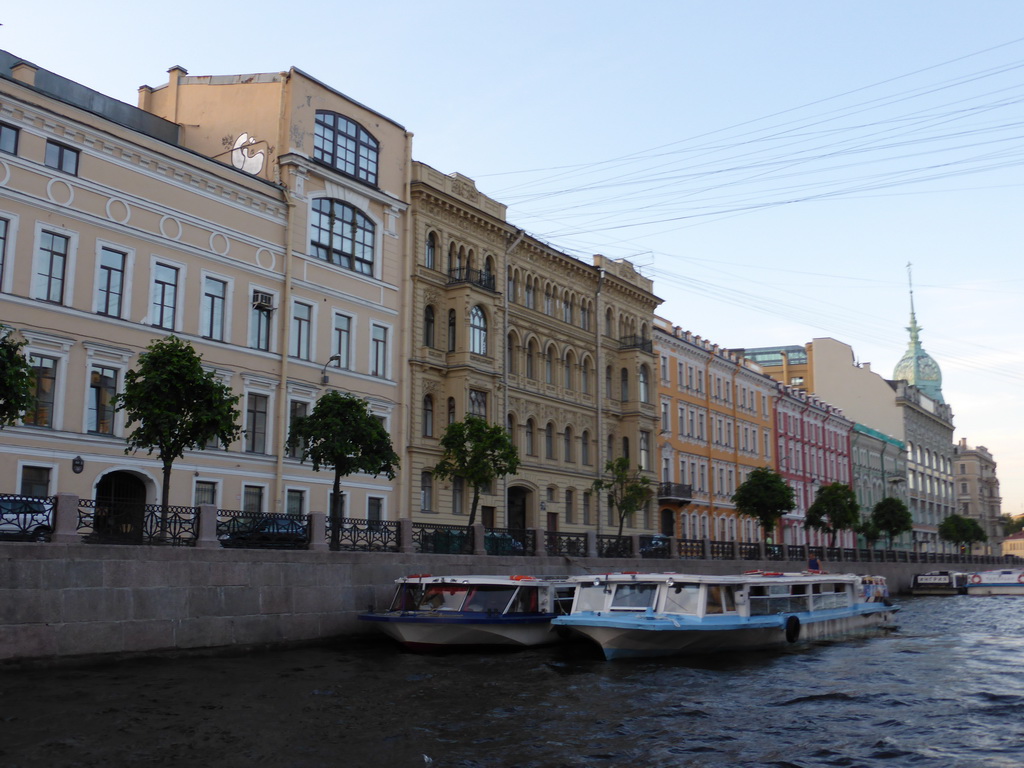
321, 354, 341, 384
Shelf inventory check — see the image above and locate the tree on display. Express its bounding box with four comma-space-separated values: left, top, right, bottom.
1001, 514, 1024, 536
288, 391, 399, 547
0, 326, 35, 429
592, 456, 653, 540
938, 514, 987, 552
804, 482, 861, 548
732, 466, 796, 543
857, 517, 883, 550
115, 336, 242, 530
431, 416, 519, 529
870, 497, 913, 549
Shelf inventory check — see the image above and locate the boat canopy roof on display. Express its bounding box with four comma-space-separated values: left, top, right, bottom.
569, 571, 875, 586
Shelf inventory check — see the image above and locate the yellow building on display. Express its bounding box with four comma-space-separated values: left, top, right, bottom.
653, 318, 776, 542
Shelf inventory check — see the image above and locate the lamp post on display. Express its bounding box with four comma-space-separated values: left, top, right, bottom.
320, 354, 341, 385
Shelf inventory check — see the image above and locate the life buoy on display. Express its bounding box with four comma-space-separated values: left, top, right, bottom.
970, 574, 982, 584
785, 615, 801, 643
407, 574, 431, 579
763, 572, 784, 577
1017, 574, 1024, 584
510, 575, 535, 581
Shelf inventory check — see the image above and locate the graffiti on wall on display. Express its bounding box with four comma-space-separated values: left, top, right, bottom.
231, 133, 266, 175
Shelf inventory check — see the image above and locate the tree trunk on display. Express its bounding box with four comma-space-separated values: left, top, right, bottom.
160, 459, 173, 541
330, 471, 343, 550
467, 487, 480, 529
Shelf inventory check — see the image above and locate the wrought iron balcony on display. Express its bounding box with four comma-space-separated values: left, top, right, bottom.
658, 482, 693, 504
447, 268, 496, 292
619, 335, 653, 353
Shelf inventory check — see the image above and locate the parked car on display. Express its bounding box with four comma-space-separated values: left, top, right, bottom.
220, 515, 310, 549
0, 496, 53, 542
484, 531, 525, 556
640, 534, 672, 558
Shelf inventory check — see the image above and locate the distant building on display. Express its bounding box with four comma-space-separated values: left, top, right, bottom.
953, 438, 1003, 555
1001, 530, 1024, 559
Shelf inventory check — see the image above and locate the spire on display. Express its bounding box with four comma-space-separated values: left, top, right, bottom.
893, 262, 944, 403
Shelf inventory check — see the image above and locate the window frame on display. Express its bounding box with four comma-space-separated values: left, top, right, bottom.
33, 229, 71, 305
95, 244, 129, 318
0, 122, 18, 155
310, 198, 376, 276
312, 110, 380, 185
201, 274, 229, 341
45, 140, 79, 175
87, 364, 118, 435
150, 259, 181, 331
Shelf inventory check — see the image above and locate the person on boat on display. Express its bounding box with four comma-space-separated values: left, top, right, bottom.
807, 554, 821, 571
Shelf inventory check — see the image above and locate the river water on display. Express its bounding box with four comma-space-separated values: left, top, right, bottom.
2, 596, 1023, 768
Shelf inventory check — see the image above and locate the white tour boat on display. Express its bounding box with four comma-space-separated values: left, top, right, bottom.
910, 570, 968, 596
964, 568, 1024, 596
551, 570, 898, 660
359, 574, 576, 650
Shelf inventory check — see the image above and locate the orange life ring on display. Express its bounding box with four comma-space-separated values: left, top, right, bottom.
970, 574, 982, 584
1017, 574, 1024, 584
763, 572, 784, 577
510, 575, 535, 581
407, 573, 431, 579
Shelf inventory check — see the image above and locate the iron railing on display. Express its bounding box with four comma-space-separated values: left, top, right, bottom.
484, 527, 533, 556
412, 522, 474, 555
597, 534, 632, 558
78, 499, 198, 546
546, 531, 588, 557
0, 494, 54, 542
447, 268, 496, 292
217, 511, 310, 550
327, 516, 399, 552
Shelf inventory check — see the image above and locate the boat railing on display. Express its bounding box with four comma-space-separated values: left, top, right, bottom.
749, 595, 810, 616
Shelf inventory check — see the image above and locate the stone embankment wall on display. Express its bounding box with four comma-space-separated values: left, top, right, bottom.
0, 542, 959, 664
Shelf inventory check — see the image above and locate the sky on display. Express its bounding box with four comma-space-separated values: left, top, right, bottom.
4, 2, 1023, 517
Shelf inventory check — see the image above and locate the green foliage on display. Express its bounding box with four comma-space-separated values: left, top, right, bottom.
804, 482, 861, 548
0, 326, 35, 429
938, 514, 987, 550
115, 336, 241, 518
592, 456, 653, 539
1002, 514, 1024, 536
731, 466, 796, 542
857, 517, 883, 549
870, 497, 913, 548
431, 416, 519, 528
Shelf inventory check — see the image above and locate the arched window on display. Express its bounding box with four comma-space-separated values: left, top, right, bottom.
525, 278, 535, 309
447, 310, 456, 351
470, 305, 487, 355
620, 368, 629, 402
526, 419, 535, 455
526, 341, 536, 379
544, 285, 553, 315
313, 111, 379, 184
310, 198, 375, 275
420, 471, 433, 512
507, 333, 517, 374
581, 430, 591, 465
622, 436, 630, 460
545, 422, 555, 459
422, 395, 434, 437
582, 358, 591, 394
425, 232, 437, 269
562, 295, 572, 324
639, 365, 650, 403
563, 351, 573, 389
423, 305, 435, 347
545, 345, 555, 384
605, 308, 614, 336
564, 426, 574, 462
605, 366, 612, 397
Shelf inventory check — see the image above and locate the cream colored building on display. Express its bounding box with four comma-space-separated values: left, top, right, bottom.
0, 50, 408, 522
407, 164, 661, 532
953, 438, 1002, 555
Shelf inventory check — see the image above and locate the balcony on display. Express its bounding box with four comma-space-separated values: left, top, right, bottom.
447, 268, 496, 292
658, 482, 693, 504
619, 335, 653, 353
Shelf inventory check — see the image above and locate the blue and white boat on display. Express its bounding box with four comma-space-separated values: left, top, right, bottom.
551, 570, 898, 660
359, 574, 576, 650
965, 568, 1024, 596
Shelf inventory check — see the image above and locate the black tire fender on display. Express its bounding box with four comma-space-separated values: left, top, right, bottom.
785, 615, 801, 644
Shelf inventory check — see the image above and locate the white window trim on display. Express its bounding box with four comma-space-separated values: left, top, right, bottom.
193, 477, 222, 507
17, 460, 59, 496
32, 221, 79, 306
248, 284, 279, 353
92, 239, 135, 318
200, 269, 234, 343
21, 330, 73, 430
147, 254, 187, 331
0, 208, 21, 293
289, 298, 317, 361
369, 321, 392, 380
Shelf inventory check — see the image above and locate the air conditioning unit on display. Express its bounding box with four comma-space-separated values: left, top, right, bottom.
252, 290, 275, 311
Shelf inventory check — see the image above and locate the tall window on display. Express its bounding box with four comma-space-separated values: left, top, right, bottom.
0, 122, 17, 155
245, 394, 268, 453
194, 481, 217, 506
310, 198, 375, 275
447, 397, 456, 425
425, 232, 436, 269
422, 395, 434, 437
620, 368, 629, 402
290, 302, 313, 360
251, 304, 272, 351
639, 365, 650, 403
563, 426, 574, 462
469, 306, 487, 355
243, 485, 264, 514
524, 279, 535, 309
26, 355, 57, 427
420, 472, 433, 512
371, 324, 388, 378
469, 389, 487, 419
333, 314, 352, 368
45, 140, 78, 175
640, 431, 651, 471
287, 400, 308, 458
202, 277, 227, 341
545, 422, 554, 459
525, 419, 535, 455
313, 111, 379, 185
0, 217, 8, 291
88, 365, 116, 434
583, 491, 591, 526
447, 310, 456, 351
286, 489, 305, 515
452, 477, 464, 516
423, 305, 435, 348
151, 262, 179, 330
34, 231, 68, 304
96, 247, 125, 317
367, 497, 383, 522
565, 489, 575, 524
581, 430, 591, 465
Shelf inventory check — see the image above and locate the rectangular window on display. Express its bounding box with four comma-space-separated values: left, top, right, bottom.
151, 262, 179, 329
88, 365, 117, 434
334, 314, 352, 369
34, 231, 68, 304
0, 123, 17, 155
640, 431, 651, 471
202, 276, 227, 341
290, 302, 312, 360
245, 394, 268, 453
96, 247, 125, 317
0, 217, 8, 292
287, 400, 308, 458
251, 306, 271, 351
243, 485, 264, 514
195, 481, 217, 506
368, 497, 383, 522
45, 140, 78, 175
469, 389, 487, 419
421, 472, 433, 512
26, 355, 57, 427
286, 489, 305, 515
565, 489, 575, 524
583, 491, 591, 525
20, 466, 51, 497
452, 477, 464, 516
371, 324, 388, 378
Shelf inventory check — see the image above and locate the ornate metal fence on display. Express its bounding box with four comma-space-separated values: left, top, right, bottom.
327, 517, 399, 552
78, 498, 198, 546
217, 510, 310, 550
546, 531, 588, 558
411, 522, 473, 555
0, 494, 54, 542
484, 527, 533, 556
597, 534, 632, 558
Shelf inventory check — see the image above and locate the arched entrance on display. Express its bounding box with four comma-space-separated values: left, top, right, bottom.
94, 471, 148, 543
660, 508, 676, 537
507, 486, 531, 532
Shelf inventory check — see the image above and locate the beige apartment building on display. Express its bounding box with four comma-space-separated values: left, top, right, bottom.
654, 320, 777, 542
953, 438, 1002, 554
407, 164, 661, 532
1, 50, 408, 521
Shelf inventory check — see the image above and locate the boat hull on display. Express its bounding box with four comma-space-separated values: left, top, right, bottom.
964, 570, 1024, 596
360, 611, 560, 649
558, 605, 898, 660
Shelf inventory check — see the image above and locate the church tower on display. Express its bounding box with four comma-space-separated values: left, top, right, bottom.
892, 263, 944, 403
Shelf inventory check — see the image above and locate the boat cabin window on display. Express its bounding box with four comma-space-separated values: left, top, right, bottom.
390, 584, 426, 611
662, 584, 700, 614
811, 582, 851, 611
420, 584, 471, 611
610, 583, 657, 611
574, 584, 609, 612
704, 585, 736, 615
507, 586, 540, 614
463, 585, 519, 613
748, 582, 811, 615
